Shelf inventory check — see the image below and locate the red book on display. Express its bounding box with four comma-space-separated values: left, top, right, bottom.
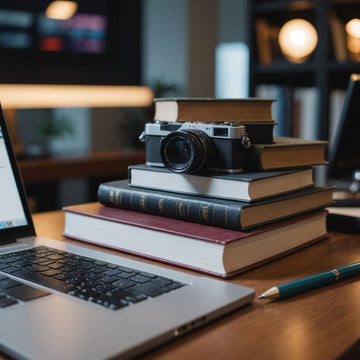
63, 203, 328, 278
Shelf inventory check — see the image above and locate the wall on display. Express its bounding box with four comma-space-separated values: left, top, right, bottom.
142, 0, 188, 95
142, 0, 249, 97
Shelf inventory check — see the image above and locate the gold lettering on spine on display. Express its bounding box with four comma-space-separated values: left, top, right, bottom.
109, 190, 114, 203
201, 205, 209, 221
159, 198, 165, 213
140, 195, 146, 210
177, 201, 185, 217
115, 190, 121, 206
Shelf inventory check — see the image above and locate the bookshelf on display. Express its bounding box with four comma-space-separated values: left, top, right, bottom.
19, 149, 145, 212
248, 0, 360, 141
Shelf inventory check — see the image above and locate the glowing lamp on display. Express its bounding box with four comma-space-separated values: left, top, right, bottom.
45, 1, 78, 20
346, 19, 360, 62
278, 19, 318, 63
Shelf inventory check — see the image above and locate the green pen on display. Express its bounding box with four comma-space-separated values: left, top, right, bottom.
258, 262, 360, 300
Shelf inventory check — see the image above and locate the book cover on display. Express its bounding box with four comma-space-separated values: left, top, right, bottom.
128, 164, 314, 202
98, 179, 334, 231
245, 136, 329, 171
63, 202, 328, 278
254, 18, 273, 65
328, 11, 348, 63
153, 97, 275, 123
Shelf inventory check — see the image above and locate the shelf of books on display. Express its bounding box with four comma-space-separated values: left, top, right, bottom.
249, 0, 360, 142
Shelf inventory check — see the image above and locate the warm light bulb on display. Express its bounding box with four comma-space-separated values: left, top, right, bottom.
45, 1, 78, 20
346, 19, 360, 61
278, 19, 318, 63
346, 19, 360, 38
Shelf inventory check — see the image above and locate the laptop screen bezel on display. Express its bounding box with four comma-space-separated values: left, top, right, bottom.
0, 104, 36, 243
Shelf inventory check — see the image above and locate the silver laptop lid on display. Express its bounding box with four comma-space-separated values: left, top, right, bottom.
0, 105, 36, 243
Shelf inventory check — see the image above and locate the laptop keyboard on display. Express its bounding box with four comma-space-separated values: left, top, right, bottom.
0, 246, 186, 310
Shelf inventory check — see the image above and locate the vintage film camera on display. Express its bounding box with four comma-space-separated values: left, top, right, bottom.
139, 121, 250, 174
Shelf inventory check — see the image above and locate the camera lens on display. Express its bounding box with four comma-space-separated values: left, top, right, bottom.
160, 130, 212, 173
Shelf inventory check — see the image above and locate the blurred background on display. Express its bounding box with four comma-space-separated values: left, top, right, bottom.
1, 0, 359, 211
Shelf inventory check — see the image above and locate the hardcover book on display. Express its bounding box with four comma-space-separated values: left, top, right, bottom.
245, 136, 329, 170
128, 164, 314, 202
63, 203, 328, 278
153, 97, 275, 123
97, 179, 334, 231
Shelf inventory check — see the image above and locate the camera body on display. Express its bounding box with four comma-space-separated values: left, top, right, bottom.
140, 121, 249, 174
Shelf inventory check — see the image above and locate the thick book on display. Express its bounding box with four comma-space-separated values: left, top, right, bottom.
63, 203, 328, 278
153, 97, 275, 123
245, 136, 329, 170
97, 180, 334, 231
128, 164, 314, 202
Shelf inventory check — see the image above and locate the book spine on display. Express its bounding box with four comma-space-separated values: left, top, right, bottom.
97, 184, 245, 231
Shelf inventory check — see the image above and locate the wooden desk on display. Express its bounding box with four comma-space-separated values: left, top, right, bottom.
6, 211, 360, 360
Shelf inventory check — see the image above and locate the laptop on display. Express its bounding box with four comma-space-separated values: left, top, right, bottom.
0, 107, 254, 360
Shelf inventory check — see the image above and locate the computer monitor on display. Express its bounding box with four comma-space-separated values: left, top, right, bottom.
327, 73, 360, 202
0, 1, 141, 85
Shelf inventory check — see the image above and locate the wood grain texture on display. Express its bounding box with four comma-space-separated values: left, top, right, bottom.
0, 211, 357, 360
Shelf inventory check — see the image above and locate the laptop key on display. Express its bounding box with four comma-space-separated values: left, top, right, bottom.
92, 295, 128, 310
118, 271, 138, 279
132, 283, 168, 298
0, 278, 22, 290
11, 269, 69, 292
0, 246, 188, 311
1, 266, 20, 274
132, 275, 151, 284
112, 278, 136, 290
41, 269, 62, 277
0, 296, 18, 308
166, 282, 185, 291
110, 289, 147, 304
4, 284, 51, 302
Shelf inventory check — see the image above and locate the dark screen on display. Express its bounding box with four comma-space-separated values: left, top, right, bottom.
0, 1, 141, 85
327, 74, 360, 181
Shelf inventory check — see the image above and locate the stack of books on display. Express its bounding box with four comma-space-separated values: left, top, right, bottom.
63, 98, 333, 278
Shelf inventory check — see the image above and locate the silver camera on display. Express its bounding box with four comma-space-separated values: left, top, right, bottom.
139, 121, 250, 174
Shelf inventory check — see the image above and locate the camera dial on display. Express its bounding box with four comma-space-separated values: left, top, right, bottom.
160, 129, 212, 174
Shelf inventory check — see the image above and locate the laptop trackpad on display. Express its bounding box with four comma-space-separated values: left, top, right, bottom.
0, 294, 134, 360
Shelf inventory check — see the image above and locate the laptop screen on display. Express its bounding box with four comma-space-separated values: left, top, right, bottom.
0, 107, 35, 243
0, 127, 28, 229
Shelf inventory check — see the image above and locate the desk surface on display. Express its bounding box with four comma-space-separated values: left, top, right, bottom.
4, 210, 360, 360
